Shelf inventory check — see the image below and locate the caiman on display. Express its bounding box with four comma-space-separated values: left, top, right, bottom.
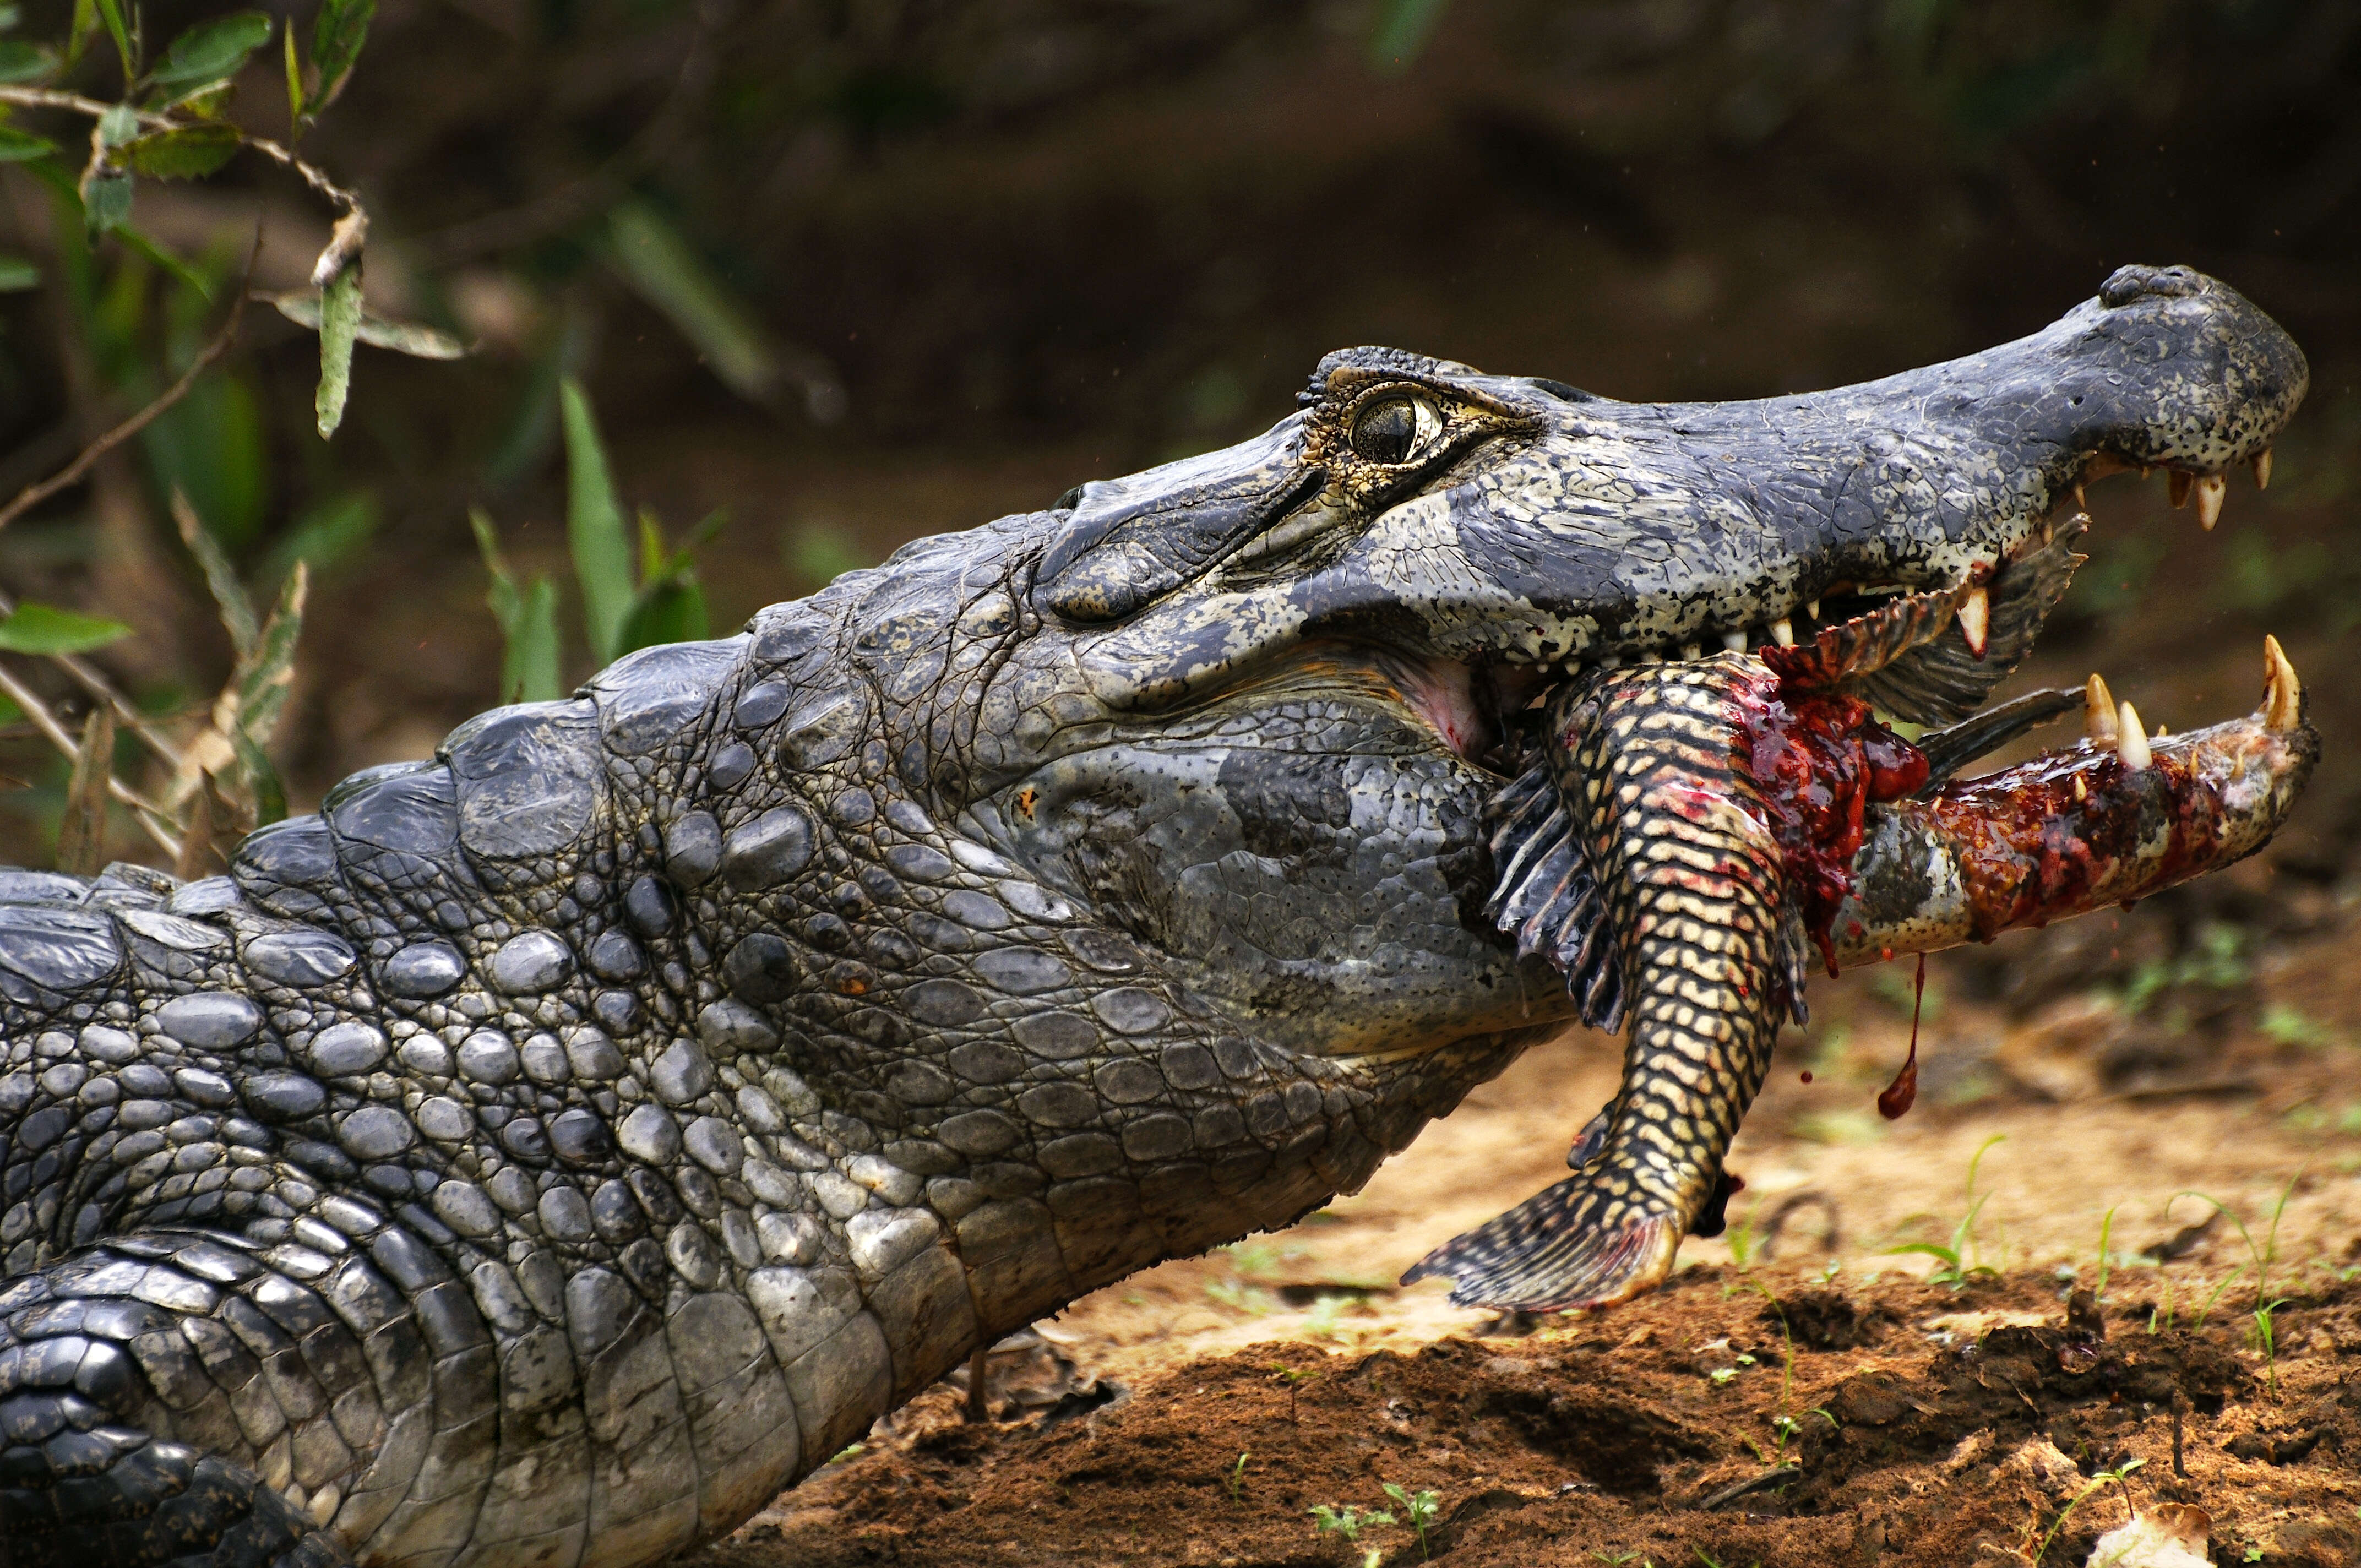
0, 264, 2316, 1566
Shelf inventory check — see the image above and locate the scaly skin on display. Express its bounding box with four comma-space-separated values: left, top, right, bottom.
0, 264, 2314, 1566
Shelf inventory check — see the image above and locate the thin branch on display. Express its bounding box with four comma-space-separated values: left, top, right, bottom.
0, 84, 367, 284
0, 660, 180, 857
0, 85, 363, 215
0, 586, 184, 771
0, 283, 249, 533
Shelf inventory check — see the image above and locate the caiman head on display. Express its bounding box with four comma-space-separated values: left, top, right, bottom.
614, 261, 2309, 1349
849, 263, 2304, 1063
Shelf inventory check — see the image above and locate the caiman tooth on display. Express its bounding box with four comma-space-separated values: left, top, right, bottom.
1769, 618, 1794, 646
2117, 700, 2152, 771
2193, 472, 2225, 531
2169, 470, 2192, 508
2084, 673, 2118, 744
1720, 629, 1749, 652
1956, 584, 1990, 658
2253, 449, 2273, 489
2264, 634, 2302, 732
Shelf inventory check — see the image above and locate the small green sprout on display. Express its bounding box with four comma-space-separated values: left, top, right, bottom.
1883, 1134, 2006, 1288
1268, 1362, 1321, 1422
1381, 1483, 1442, 1559
1225, 1451, 1250, 1504
1709, 1366, 1737, 1386
2036, 1457, 2145, 1563
1308, 1502, 1395, 1543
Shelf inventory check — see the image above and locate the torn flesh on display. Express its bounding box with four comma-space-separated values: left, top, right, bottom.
1406, 635, 2317, 1313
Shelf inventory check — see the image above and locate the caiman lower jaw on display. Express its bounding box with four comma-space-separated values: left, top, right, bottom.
1826, 636, 2317, 968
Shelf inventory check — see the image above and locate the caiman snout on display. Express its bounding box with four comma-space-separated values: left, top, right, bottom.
2032, 261, 2307, 489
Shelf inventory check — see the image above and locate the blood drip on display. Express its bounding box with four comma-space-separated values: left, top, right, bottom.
1878, 954, 1926, 1120
1738, 680, 1930, 975
1800, 1070, 1814, 1084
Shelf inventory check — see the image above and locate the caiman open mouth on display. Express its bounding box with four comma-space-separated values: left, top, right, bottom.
1401, 442, 2277, 786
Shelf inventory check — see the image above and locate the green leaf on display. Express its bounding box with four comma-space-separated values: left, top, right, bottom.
313, 265, 360, 438
616, 577, 709, 656
0, 127, 56, 162
66, 0, 94, 65
306, 0, 374, 116
92, 0, 133, 79
0, 41, 54, 82
79, 165, 130, 241
164, 79, 235, 119
603, 199, 780, 402
146, 11, 271, 96
559, 378, 633, 663
263, 288, 467, 358
170, 489, 257, 656
281, 21, 300, 128
0, 602, 133, 654
230, 727, 285, 825
0, 255, 36, 291
470, 509, 562, 704
0, 8, 23, 34
116, 123, 239, 179
233, 562, 306, 750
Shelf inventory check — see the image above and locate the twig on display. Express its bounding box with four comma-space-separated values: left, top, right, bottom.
0, 84, 367, 282
0, 661, 179, 856
0, 285, 248, 534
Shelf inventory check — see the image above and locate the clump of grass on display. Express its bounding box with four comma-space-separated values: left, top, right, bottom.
1883, 1134, 2006, 1288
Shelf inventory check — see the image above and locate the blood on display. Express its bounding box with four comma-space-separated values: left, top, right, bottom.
1799, 1070, 1813, 1084
1736, 677, 1929, 975
1878, 954, 1926, 1120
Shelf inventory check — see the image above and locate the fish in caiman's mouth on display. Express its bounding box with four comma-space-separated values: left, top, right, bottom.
1019, 263, 2315, 1310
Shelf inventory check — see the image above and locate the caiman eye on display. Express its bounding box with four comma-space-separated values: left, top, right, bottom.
1349, 394, 1443, 465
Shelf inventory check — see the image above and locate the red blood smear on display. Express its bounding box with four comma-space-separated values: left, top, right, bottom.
1737, 679, 1930, 976
1878, 954, 1926, 1120
1800, 1070, 1814, 1084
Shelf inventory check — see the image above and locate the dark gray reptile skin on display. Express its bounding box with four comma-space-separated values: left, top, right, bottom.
0, 265, 2306, 1567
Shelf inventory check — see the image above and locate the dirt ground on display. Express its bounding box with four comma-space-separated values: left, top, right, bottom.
656, 481, 2361, 1568
679, 731, 2361, 1567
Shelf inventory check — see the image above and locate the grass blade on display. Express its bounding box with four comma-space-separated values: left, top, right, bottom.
170, 488, 257, 656
559, 378, 632, 663
56, 704, 113, 874
605, 199, 779, 402
470, 508, 562, 703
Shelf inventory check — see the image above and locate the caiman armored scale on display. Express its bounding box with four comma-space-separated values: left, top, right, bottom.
0, 264, 2316, 1566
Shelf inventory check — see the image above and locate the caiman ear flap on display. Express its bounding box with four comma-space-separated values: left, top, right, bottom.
1036, 417, 1323, 624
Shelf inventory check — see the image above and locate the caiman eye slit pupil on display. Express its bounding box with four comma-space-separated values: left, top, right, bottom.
1351, 396, 1423, 464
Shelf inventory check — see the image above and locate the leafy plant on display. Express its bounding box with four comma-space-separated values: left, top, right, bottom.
2031, 1457, 2144, 1564
1269, 1362, 1321, 1423
1309, 1502, 1395, 1544
471, 376, 727, 699
1380, 1483, 1441, 1560
1883, 1134, 2006, 1288
0, 0, 451, 876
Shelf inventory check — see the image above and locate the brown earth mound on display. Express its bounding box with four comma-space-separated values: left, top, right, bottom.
695, 1270, 2361, 1567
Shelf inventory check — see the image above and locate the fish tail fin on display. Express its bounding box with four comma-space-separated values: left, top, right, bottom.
1400, 1175, 1682, 1311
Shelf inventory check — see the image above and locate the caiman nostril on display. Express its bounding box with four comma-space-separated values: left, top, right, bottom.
2098, 263, 2207, 308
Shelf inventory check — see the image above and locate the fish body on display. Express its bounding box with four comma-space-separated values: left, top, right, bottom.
1409, 627, 2318, 1312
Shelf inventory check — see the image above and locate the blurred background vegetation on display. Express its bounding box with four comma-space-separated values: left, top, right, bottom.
0, 0, 2353, 899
